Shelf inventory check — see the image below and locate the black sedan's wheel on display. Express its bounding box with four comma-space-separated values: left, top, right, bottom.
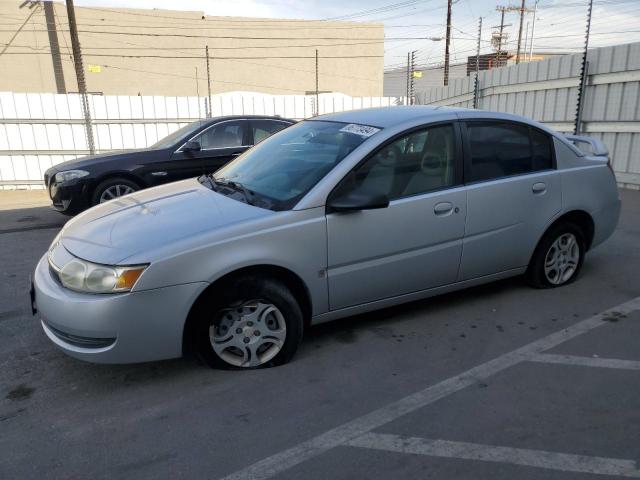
527, 222, 586, 288
194, 276, 303, 369
91, 177, 140, 205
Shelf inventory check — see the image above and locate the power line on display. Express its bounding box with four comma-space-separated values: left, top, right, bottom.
0, 40, 398, 50
0, 29, 439, 41
325, 0, 425, 21
0, 52, 384, 59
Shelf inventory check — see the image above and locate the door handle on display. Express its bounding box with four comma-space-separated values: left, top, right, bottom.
532, 182, 547, 194
434, 202, 454, 216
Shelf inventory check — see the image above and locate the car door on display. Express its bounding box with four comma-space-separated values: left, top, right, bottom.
326, 122, 467, 310
459, 120, 561, 280
164, 119, 250, 182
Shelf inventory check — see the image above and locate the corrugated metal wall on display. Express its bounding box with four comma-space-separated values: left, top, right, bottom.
0, 92, 404, 188
418, 42, 640, 189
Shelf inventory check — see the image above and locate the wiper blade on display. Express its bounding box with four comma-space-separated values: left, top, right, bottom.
211, 176, 255, 205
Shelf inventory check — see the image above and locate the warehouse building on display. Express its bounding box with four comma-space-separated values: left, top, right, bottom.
0, 0, 384, 97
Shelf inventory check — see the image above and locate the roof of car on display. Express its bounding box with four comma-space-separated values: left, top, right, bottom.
204, 115, 295, 125
313, 106, 467, 128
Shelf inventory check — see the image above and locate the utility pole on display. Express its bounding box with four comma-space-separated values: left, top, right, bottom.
315, 49, 319, 116
195, 67, 201, 118
528, 0, 539, 62
493, 7, 509, 69
524, 20, 530, 62
205, 45, 212, 118
474, 17, 482, 109
496, 3, 532, 66
43, 1, 66, 94
65, 0, 95, 154
574, 0, 593, 135
443, 0, 453, 86
515, 0, 526, 64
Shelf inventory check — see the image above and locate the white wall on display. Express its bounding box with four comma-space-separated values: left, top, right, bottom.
0, 91, 404, 189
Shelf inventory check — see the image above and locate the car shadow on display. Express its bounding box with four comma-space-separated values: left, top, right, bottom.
303, 276, 526, 346
0, 205, 67, 234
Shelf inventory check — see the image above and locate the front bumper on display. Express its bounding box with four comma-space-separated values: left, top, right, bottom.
33, 254, 207, 364
44, 169, 91, 214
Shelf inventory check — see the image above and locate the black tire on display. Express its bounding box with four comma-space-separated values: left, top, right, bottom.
526, 222, 586, 289
91, 177, 140, 206
193, 276, 304, 369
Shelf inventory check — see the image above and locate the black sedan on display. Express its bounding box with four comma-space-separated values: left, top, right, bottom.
44, 115, 294, 214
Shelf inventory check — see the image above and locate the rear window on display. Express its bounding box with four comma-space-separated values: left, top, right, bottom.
466, 121, 554, 182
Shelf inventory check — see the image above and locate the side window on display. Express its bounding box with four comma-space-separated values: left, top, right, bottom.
194, 121, 246, 149
335, 124, 456, 201
531, 128, 553, 171
467, 122, 531, 182
252, 120, 289, 144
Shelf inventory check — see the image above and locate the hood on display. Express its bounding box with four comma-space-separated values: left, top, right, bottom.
60, 178, 273, 264
48, 149, 144, 171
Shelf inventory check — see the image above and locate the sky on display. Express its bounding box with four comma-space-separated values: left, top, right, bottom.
71, 0, 640, 70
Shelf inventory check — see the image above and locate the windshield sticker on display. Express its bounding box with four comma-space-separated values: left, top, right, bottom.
339, 123, 381, 138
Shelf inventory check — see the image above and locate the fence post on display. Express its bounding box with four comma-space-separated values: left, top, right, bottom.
574, 0, 594, 134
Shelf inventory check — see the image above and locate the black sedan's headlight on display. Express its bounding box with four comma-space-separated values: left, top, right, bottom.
54, 170, 89, 183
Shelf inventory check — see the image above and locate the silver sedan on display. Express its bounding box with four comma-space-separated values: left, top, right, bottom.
32, 106, 621, 369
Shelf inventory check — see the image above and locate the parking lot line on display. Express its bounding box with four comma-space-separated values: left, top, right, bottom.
529, 353, 640, 370
218, 296, 640, 480
345, 433, 640, 477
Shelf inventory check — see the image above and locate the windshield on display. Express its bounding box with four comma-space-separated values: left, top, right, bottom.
149, 121, 206, 149
211, 120, 380, 210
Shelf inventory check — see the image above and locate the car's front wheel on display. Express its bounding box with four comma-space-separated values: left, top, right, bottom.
92, 177, 140, 205
194, 276, 303, 369
527, 222, 586, 288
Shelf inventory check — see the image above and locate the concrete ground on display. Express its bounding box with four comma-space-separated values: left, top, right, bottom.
0, 190, 65, 233
0, 189, 639, 480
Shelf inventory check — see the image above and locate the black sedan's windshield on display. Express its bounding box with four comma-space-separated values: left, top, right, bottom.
150, 121, 206, 149
211, 120, 380, 210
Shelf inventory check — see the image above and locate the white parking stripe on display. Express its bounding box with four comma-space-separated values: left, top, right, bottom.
345, 433, 640, 478
218, 296, 640, 480
529, 353, 640, 370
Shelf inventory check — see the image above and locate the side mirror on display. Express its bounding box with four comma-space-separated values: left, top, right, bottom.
183, 140, 201, 152
328, 189, 389, 213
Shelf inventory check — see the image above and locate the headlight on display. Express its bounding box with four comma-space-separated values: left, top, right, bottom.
54, 170, 89, 183
53, 256, 147, 294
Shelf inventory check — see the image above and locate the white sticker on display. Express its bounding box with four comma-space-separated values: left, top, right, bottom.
339, 123, 381, 138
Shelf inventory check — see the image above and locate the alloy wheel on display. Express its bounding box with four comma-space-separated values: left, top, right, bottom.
99, 184, 136, 203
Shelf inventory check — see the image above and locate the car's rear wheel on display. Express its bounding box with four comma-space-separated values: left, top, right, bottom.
92, 177, 140, 205
193, 276, 303, 369
527, 222, 586, 288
